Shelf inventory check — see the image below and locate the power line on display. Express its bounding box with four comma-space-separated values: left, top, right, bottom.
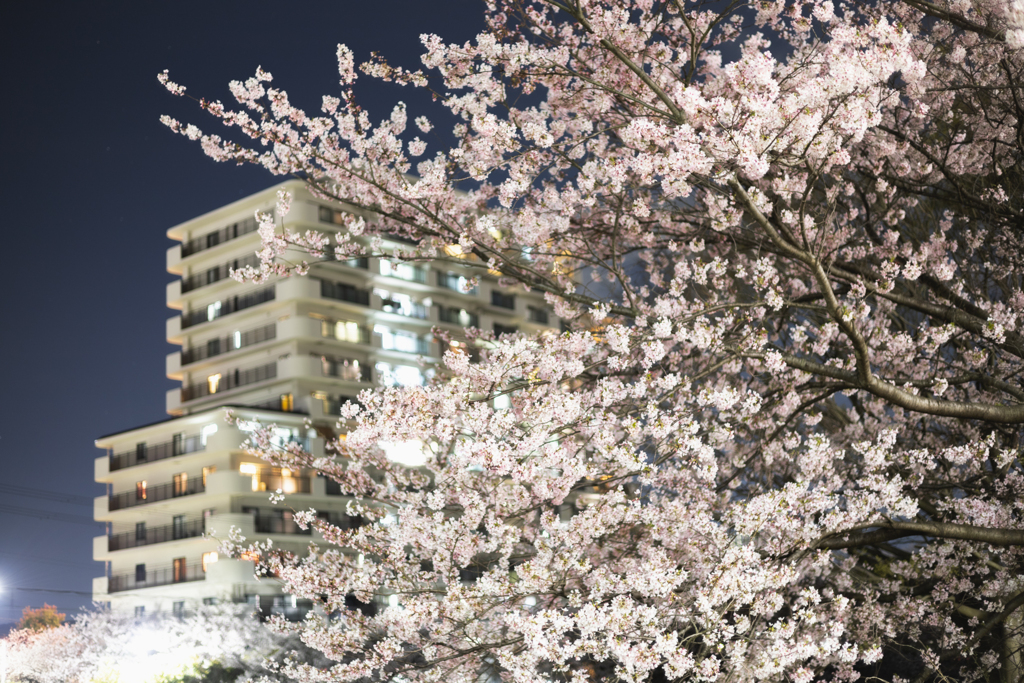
0, 483, 95, 507
0, 504, 99, 526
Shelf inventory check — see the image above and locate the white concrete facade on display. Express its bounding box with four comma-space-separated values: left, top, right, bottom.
94, 180, 557, 615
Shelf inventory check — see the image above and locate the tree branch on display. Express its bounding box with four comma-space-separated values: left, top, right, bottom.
817, 521, 1024, 550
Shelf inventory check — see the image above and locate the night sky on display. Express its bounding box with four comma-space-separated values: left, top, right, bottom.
0, 0, 484, 626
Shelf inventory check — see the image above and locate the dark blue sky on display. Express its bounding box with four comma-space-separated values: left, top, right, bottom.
0, 0, 484, 625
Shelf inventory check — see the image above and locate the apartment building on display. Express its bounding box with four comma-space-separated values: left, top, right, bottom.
93, 180, 558, 615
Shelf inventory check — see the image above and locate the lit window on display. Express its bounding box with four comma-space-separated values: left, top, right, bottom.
281, 393, 294, 412
173, 557, 187, 582
233, 330, 241, 349
207, 373, 222, 393
206, 301, 221, 322
202, 552, 218, 571
375, 362, 426, 387
200, 423, 218, 445
334, 320, 361, 343
136, 481, 147, 500
239, 550, 259, 563
202, 466, 216, 486
239, 463, 259, 475
173, 473, 188, 496
375, 325, 422, 353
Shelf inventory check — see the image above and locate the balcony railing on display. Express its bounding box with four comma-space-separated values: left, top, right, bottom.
320, 355, 371, 382
181, 216, 259, 257
438, 305, 479, 328
380, 297, 428, 320
316, 393, 359, 417
181, 286, 276, 329
254, 517, 312, 535
181, 323, 276, 365
181, 362, 277, 402
109, 477, 205, 511
109, 562, 205, 593
379, 335, 431, 355
320, 279, 371, 306
379, 260, 427, 284
253, 474, 310, 493
320, 319, 371, 345
181, 254, 261, 293
108, 519, 205, 551
109, 434, 204, 472
438, 271, 478, 295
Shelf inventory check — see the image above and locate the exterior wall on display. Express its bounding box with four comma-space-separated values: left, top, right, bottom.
95, 179, 558, 614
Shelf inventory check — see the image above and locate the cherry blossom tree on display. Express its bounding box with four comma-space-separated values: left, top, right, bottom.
160, 0, 1024, 681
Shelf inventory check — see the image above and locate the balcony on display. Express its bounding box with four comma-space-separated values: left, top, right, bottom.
254, 516, 311, 535
108, 519, 205, 551
181, 216, 259, 257
181, 362, 277, 402
437, 271, 478, 295
251, 509, 357, 535
109, 477, 205, 511
377, 329, 431, 355
253, 473, 310, 493
379, 294, 428, 320
108, 562, 205, 593
181, 286, 275, 329
320, 279, 371, 306
379, 260, 427, 284
110, 434, 204, 472
180, 323, 276, 365
319, 355, 371, 382
438, 305, 479, 328
319, 319, 371, 345
181, 254, 260, 293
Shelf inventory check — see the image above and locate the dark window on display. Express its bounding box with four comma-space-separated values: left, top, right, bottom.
494, 323, 518, 337
320, 279, 371, 306
135, 442, 147, 463
135, 522, 146, 541
491, 291, 515, 309
527, 305, 549, 324
173, 515, 186, 540
135, 564, 146, 582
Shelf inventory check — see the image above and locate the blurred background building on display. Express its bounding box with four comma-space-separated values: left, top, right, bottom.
91, 180, 558, 617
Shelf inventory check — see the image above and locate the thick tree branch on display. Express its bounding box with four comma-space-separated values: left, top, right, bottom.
817, 521, 1024, 549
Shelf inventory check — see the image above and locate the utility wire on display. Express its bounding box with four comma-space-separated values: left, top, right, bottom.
0, 504, 99, 526
0, 483, 95, 507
